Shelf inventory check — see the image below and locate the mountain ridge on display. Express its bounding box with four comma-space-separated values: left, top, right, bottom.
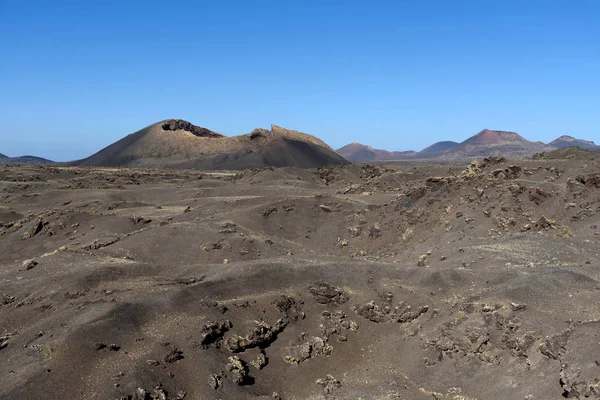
338, 129, 594, 161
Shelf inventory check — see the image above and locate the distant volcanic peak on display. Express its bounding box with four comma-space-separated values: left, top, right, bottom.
464, 129, 526, 145
338, 143, 373, 152
161, 119, 223, 138
552, 135, 577, 142
549, 135, 596, 148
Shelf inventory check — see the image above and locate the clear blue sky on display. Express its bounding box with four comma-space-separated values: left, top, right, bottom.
1, 0, 599, 161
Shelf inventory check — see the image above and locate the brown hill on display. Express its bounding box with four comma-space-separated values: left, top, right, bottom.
549, 135, 597, 150
337, 143, 415, 162
72, 119, 348, 169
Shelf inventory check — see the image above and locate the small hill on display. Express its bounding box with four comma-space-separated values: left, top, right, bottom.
549, 135, 597, 150
0, 153, 7, 159
337, 143, 415, 162
73, 119, 348, 170
418, 141, 459, 155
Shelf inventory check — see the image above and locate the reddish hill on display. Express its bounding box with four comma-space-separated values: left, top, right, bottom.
444, 129, 553, 158
461, 129, 527, 145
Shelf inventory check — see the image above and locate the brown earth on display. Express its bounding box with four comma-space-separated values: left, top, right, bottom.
2, 153, 600, 399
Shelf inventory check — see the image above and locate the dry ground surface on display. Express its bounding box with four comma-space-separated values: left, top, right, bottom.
2, 155, 600, 399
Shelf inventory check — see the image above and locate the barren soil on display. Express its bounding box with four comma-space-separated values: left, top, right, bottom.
2, 156, 600, 399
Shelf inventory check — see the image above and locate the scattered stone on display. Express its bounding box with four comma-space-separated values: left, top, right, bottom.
309, 283, 348, 305
28, 218, 45, 238
284, 336, 333, 364
417, 254, 428, 267
368, 225, 381, 238
200, 320, 232, 346
262, 207, 278, 218
163, 346, 184, 363
209, 374, 223, 389
250, 353, 268, 370
2, 295, 16, 306
347, 225, 362, 237
94, 342, 107, 351
272, 296, 304, 320
224, 319, 287, 352
528, 188, 551, 205
354, 301, 428, 324
220, 222, 237, 233
23, 259, 38, 270
319, 204, 332, 212
226, 356, 249, 385
509, 302, 527, 311
316, 375, 341, 396
534, 216, 555, 230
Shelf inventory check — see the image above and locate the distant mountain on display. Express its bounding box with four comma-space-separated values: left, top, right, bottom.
336, 143, 415, 161
442, 129, 554, 158
0, 154, 54, 164
418, 141, 459, 155
549, 135, 597, 150
338, 129, 558, 162
72, 119, 348, 170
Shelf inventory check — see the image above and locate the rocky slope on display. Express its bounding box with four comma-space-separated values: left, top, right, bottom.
73, 120, 348, 170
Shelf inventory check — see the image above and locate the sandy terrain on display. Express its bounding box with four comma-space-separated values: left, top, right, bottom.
2, 155, 600, 399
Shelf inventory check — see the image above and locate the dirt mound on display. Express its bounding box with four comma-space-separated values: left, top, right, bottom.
72, 120, 348, 170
